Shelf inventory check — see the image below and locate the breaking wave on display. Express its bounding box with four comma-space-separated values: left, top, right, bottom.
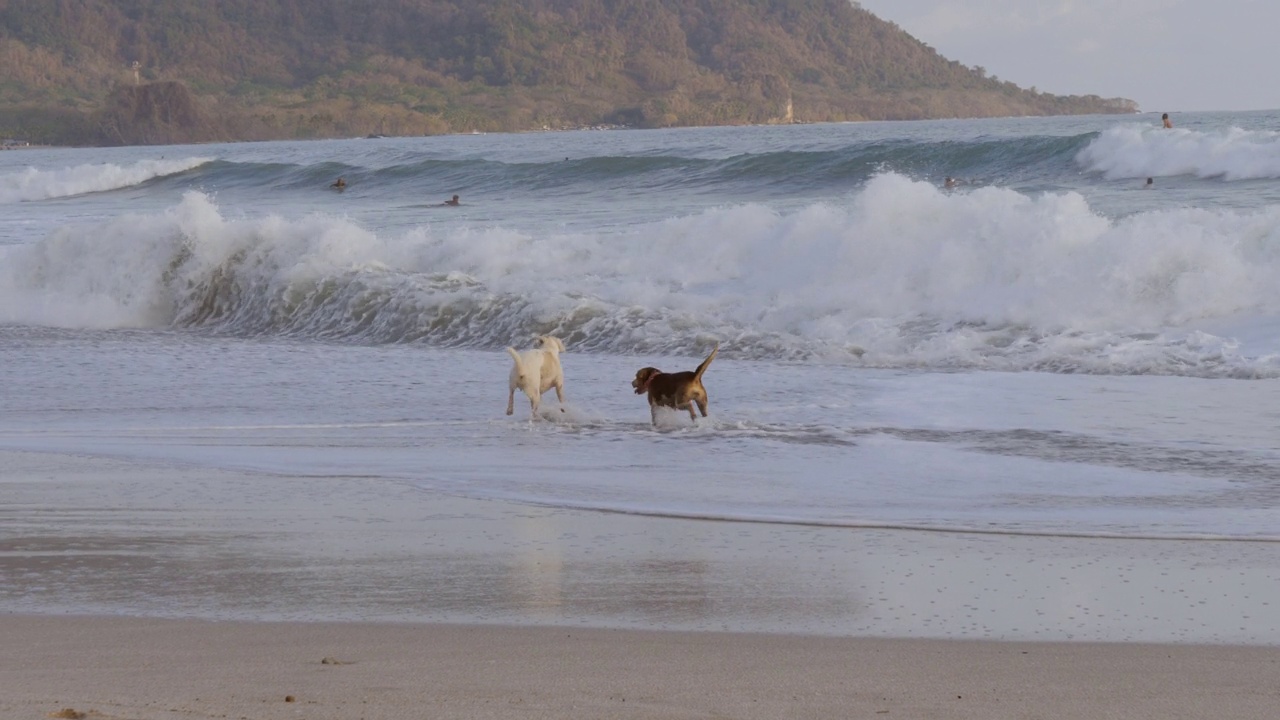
0, 157, 212, 203
1077, 124, 1280, 180
4, 174, 1280, 377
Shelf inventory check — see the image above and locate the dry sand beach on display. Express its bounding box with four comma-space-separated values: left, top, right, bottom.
3, 449, 1280, 719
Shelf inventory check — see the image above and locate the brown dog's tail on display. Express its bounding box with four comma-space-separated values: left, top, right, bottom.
693, 343, 719, 382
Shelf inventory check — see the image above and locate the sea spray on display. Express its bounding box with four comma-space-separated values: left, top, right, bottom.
1077, 124, 1280, 180
4, 177, 1280, 377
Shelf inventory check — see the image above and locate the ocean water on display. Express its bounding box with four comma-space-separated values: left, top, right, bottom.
3, 111, 1280, 543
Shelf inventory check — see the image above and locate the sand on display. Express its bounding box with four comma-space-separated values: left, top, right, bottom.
3, 449, 1280, 719
3, 616, 1279, 720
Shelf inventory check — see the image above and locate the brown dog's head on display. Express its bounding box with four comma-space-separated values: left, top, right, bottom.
632, 367, 661, 394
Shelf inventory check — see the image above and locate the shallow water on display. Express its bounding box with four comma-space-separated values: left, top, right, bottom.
3, 328, 1278, 540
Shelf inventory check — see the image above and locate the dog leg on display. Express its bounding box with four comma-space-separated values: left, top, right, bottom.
506, 347, 526, 417
554, 381, 565, 412
650, 402, 659, 426
696, 398, 708, 418
529, 392, 540, 418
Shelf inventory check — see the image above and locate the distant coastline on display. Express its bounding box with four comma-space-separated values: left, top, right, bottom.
0, 0, 1136, 147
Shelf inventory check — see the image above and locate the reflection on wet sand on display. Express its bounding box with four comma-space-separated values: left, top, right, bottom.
2, 450, 1278, 644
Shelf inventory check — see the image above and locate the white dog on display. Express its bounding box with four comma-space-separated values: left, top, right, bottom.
506, 335, 567, 418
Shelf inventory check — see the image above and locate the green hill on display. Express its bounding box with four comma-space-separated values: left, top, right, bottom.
0, 0, 1137, 145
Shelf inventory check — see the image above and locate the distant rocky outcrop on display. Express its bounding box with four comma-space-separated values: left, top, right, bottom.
93, 81, 221, 146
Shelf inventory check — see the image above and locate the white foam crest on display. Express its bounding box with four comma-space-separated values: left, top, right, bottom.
519, 174, 1279, 332
0, 192, 206, 328
6, 178, 1280, 376
389, 174, 1280, 372
0, 157, 211, 203
0, 191, 384, 329
1076, 123, 1280, 180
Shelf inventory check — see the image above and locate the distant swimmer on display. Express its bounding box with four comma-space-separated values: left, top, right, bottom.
943, 177, 959, 189
443, 194, 461, 206
330, 177, 347, 190
1162, 113, 1173, 129
1144, 177, 1154, 189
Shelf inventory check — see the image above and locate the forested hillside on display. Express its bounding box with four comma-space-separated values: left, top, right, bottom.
0, 0, 1137, 145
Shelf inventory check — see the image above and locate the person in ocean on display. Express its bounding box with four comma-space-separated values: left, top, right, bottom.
943, 177, 958, 189
1144, 177, 1154, 189
330, 177, 346, 190
1162, 113, 1173, 129
443, 194, 460, 206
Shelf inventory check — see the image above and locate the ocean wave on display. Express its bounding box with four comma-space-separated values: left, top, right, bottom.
5, 176, 1280, 377
1076, 123, 1280, 180
186, 134, 1096, 196
0, 157, 213, 203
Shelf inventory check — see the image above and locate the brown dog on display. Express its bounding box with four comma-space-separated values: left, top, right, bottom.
631, 344, 719, 425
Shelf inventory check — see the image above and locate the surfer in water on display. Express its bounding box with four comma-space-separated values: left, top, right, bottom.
943, 177, 959, 189
443, 194, 461, 206
1144, 177, 1154, 189
330, 177, 347, 190
1162, 113, 1173, 129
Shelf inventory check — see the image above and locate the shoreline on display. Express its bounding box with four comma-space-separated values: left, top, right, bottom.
3, 449, 1278, 644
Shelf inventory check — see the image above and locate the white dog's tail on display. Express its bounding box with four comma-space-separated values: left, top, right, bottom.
506, 347, 526, 380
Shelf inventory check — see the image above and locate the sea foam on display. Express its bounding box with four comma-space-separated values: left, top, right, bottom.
3, 176, 1280, 376
1077, 124, 1280, 180
0, 157, 211, 203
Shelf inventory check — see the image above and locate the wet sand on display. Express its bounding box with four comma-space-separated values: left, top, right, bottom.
4, 616, 1280, 720
2, 449, 1280, 718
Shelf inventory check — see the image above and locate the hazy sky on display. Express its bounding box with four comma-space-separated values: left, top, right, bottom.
854, 0, 1275, 113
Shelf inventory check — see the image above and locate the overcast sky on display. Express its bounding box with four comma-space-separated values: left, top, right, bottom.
854, 0, 1275, 113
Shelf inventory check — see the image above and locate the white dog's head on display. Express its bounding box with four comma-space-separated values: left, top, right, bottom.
533, 335, 565, 354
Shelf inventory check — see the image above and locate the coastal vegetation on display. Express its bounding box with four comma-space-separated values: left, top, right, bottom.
0, 0, 1138, 145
